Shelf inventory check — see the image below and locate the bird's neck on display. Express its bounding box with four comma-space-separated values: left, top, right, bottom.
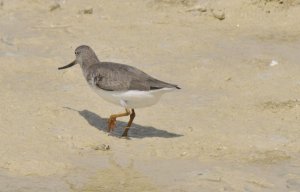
80, 55, 100, 69
80, 56, 101, 80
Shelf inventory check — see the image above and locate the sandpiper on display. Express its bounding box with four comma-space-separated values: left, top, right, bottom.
58, 45, 180, 137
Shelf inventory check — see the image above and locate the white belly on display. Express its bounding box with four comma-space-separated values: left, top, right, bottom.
90, 85, 175, 109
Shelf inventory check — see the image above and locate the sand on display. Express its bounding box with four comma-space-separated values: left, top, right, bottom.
1, 0, 300, 191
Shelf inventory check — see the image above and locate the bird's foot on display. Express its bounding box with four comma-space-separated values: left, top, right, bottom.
121, 127, 130, 138
107, 117, 116, 132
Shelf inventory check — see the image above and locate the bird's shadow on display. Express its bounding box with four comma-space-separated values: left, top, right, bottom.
63, 107, 182, 139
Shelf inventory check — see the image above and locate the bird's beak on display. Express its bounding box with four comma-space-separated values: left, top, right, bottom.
58, 60, 77, 70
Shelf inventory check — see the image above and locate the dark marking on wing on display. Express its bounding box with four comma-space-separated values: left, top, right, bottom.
150, 86, 162, 90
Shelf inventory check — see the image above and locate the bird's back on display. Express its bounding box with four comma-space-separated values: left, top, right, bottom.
85, 62, 180, 92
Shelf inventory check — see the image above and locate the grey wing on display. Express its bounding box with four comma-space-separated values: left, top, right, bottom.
95, 72, 130, 91
106, 62, 180, 90
91, 63, 150, 91
129, 77, 180, 90
88, 62, 180, 91
151, 79, 180, 90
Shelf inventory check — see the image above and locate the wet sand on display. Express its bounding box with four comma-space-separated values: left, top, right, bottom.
1, 0, 300, 191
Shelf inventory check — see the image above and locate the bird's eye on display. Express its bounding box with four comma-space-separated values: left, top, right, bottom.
75, 51, 78, 55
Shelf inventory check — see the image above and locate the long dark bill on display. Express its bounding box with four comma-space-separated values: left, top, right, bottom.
58, 60, 76, 70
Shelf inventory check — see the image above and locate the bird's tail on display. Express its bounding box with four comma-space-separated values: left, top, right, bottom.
148, 78, 181, 90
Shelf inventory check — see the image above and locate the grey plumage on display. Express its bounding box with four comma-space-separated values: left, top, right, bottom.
73, 45, 180, 92
86, 62, 180, 91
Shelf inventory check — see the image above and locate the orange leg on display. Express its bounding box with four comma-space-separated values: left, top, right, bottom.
121, 109, 135, 137
107, 109, 130, 132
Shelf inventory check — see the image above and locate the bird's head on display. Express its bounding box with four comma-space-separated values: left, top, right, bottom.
58, 45, 99, 70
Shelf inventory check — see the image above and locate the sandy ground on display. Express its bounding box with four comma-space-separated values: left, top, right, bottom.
1, 0, 300, 191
